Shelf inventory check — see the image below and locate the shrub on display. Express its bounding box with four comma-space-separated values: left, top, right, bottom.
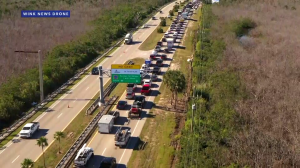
157, 27, 163, 33
169, 10, 174, 16
232, 17, 256, 37
160, 18, 166, 26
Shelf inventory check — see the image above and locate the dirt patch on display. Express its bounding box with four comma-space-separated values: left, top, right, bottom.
170, 113, 185, 168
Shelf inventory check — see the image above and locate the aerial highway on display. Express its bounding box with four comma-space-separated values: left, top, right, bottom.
86, 3, 193, 168
0, 1, 177, 168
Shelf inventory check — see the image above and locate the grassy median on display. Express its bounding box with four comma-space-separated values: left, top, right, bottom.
139, 18, 172, 51
34, 57, 146, 167
128, 7, 201, 168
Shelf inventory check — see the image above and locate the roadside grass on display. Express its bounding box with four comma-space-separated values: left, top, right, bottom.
34, 57, 146, 167
139, 18, 172, 51
128, 7, 201, 168
0, 46, 118, 148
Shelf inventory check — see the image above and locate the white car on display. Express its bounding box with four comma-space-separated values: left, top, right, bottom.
174, 32, 178, 36
141, 64, 150, 69
143, 79, 152, 86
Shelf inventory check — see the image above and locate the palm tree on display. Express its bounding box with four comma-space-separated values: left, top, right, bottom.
54, 131, 65, 154
36, 136, 48, 168
21, 158, 34, 168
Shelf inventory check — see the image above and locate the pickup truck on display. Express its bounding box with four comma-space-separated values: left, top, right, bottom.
126, 83, 137, 93
107, 111, 120, 122
152, 66, 162, 75
19, 122, 40, 138
141, 84, 151, 95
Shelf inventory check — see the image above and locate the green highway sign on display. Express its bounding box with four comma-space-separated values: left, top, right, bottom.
111, 74, 141, 83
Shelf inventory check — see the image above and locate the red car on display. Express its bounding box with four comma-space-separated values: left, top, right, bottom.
141, 84, 151, 95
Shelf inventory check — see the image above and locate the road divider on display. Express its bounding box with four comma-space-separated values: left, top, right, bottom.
56, 96, 118, 168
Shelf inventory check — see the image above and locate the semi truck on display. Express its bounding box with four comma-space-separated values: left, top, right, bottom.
124, 33, 133, 44
19, 122, 39, 138
98, 115, 114, 133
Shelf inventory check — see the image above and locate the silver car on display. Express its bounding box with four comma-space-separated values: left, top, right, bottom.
126, 91, 135, 99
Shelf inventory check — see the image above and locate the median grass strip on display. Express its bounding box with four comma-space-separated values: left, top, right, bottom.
0, 44, 120, 149
128, 7, 201, 168
139, 18, 172, 51
34, 57, 145, 167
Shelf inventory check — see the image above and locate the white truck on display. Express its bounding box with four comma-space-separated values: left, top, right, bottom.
167, 38, 174, 50
74, 143, 94, 167
19, 122, 39, 138
98, 115, 114, 133
124, 33, 133, 44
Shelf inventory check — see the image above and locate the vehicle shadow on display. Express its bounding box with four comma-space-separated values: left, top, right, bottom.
116, 116, 130, 125
30, 129, 49, 139
87, 155, 105, 168
116, 163, 127, 168
149, 90, 161, 97
151, 83, 159, 88
130, 41, 142, 45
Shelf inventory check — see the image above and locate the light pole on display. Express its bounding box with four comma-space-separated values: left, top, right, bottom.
15, 50, 44, 102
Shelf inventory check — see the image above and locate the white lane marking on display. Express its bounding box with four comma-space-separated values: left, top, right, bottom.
11, 155, 19, 163
119, 120, 140, 163
102, 148, 107, 155
73, 99, 77, 102
86, 87, 90, 90
57, 113, 63, 119
35, 112, 47, 122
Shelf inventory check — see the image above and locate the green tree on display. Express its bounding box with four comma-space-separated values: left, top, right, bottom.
157, 27, 163, 33
169, 10, 174, 16
21, 158, 34, 168
54, 131, 65, 154
163, 70, 186, 108
160, 18, 166, 26
36, 136, 48, 168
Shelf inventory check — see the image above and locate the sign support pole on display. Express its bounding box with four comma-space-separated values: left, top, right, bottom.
99, 66, 105, 106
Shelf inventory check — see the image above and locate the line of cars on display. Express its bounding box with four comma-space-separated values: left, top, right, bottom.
73, 2, 200, 167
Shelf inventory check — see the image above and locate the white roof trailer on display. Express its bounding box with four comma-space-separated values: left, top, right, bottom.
167, 38, 174, 50
98, 115, 114, 133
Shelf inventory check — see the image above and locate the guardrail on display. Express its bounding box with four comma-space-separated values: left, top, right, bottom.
56, 95, 118, 168
85, 61, 134, 115
0, 0, 174, 144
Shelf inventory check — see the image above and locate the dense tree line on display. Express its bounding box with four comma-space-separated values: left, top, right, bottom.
0, 0, 172, 128
177, 4, 246, 167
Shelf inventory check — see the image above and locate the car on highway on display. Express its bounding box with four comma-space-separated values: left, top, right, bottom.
143, 79, 152, 86
152, 66, 161, 75
141, 84, 151, 95
91, 67, 99, 75
152, 16, 155, 20
174, 32, 179, 37
133, 96, 146, 109
19, 122, 40, 138
117, 100, 127, 110
150, 50, 159, 60
156, 58, 163, 67
107, 111, 120, 122
126, 91, 135, 99
151, 74, 158, 81
99, 157, 117, 168
155, 45, 162, 52
159, 54, 167, 60
141, 63, 150, 69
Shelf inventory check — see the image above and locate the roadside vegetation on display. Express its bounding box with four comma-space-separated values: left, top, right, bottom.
178, 0, 300, 167
0, 0, 173, 132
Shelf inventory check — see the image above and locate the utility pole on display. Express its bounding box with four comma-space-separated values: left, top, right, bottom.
15, 50, 44, 102
98, 66, 105, 106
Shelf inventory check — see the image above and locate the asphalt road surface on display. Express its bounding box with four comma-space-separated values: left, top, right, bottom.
85, 6, 194, 168
0, 1, 178, 168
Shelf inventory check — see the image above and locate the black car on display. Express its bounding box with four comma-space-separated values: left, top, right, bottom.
133, 96, 145, 108
156, 58, 163, 67
91, 67, 99, 75
117, 100, 127, 110
159, 54, 167, 60
107, 111, 120, 122
99, 157, 116, 168
152, 66, 161, 75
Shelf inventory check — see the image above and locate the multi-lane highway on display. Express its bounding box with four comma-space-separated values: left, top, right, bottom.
86, 4, 193, 168
0, 2, 177, 168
